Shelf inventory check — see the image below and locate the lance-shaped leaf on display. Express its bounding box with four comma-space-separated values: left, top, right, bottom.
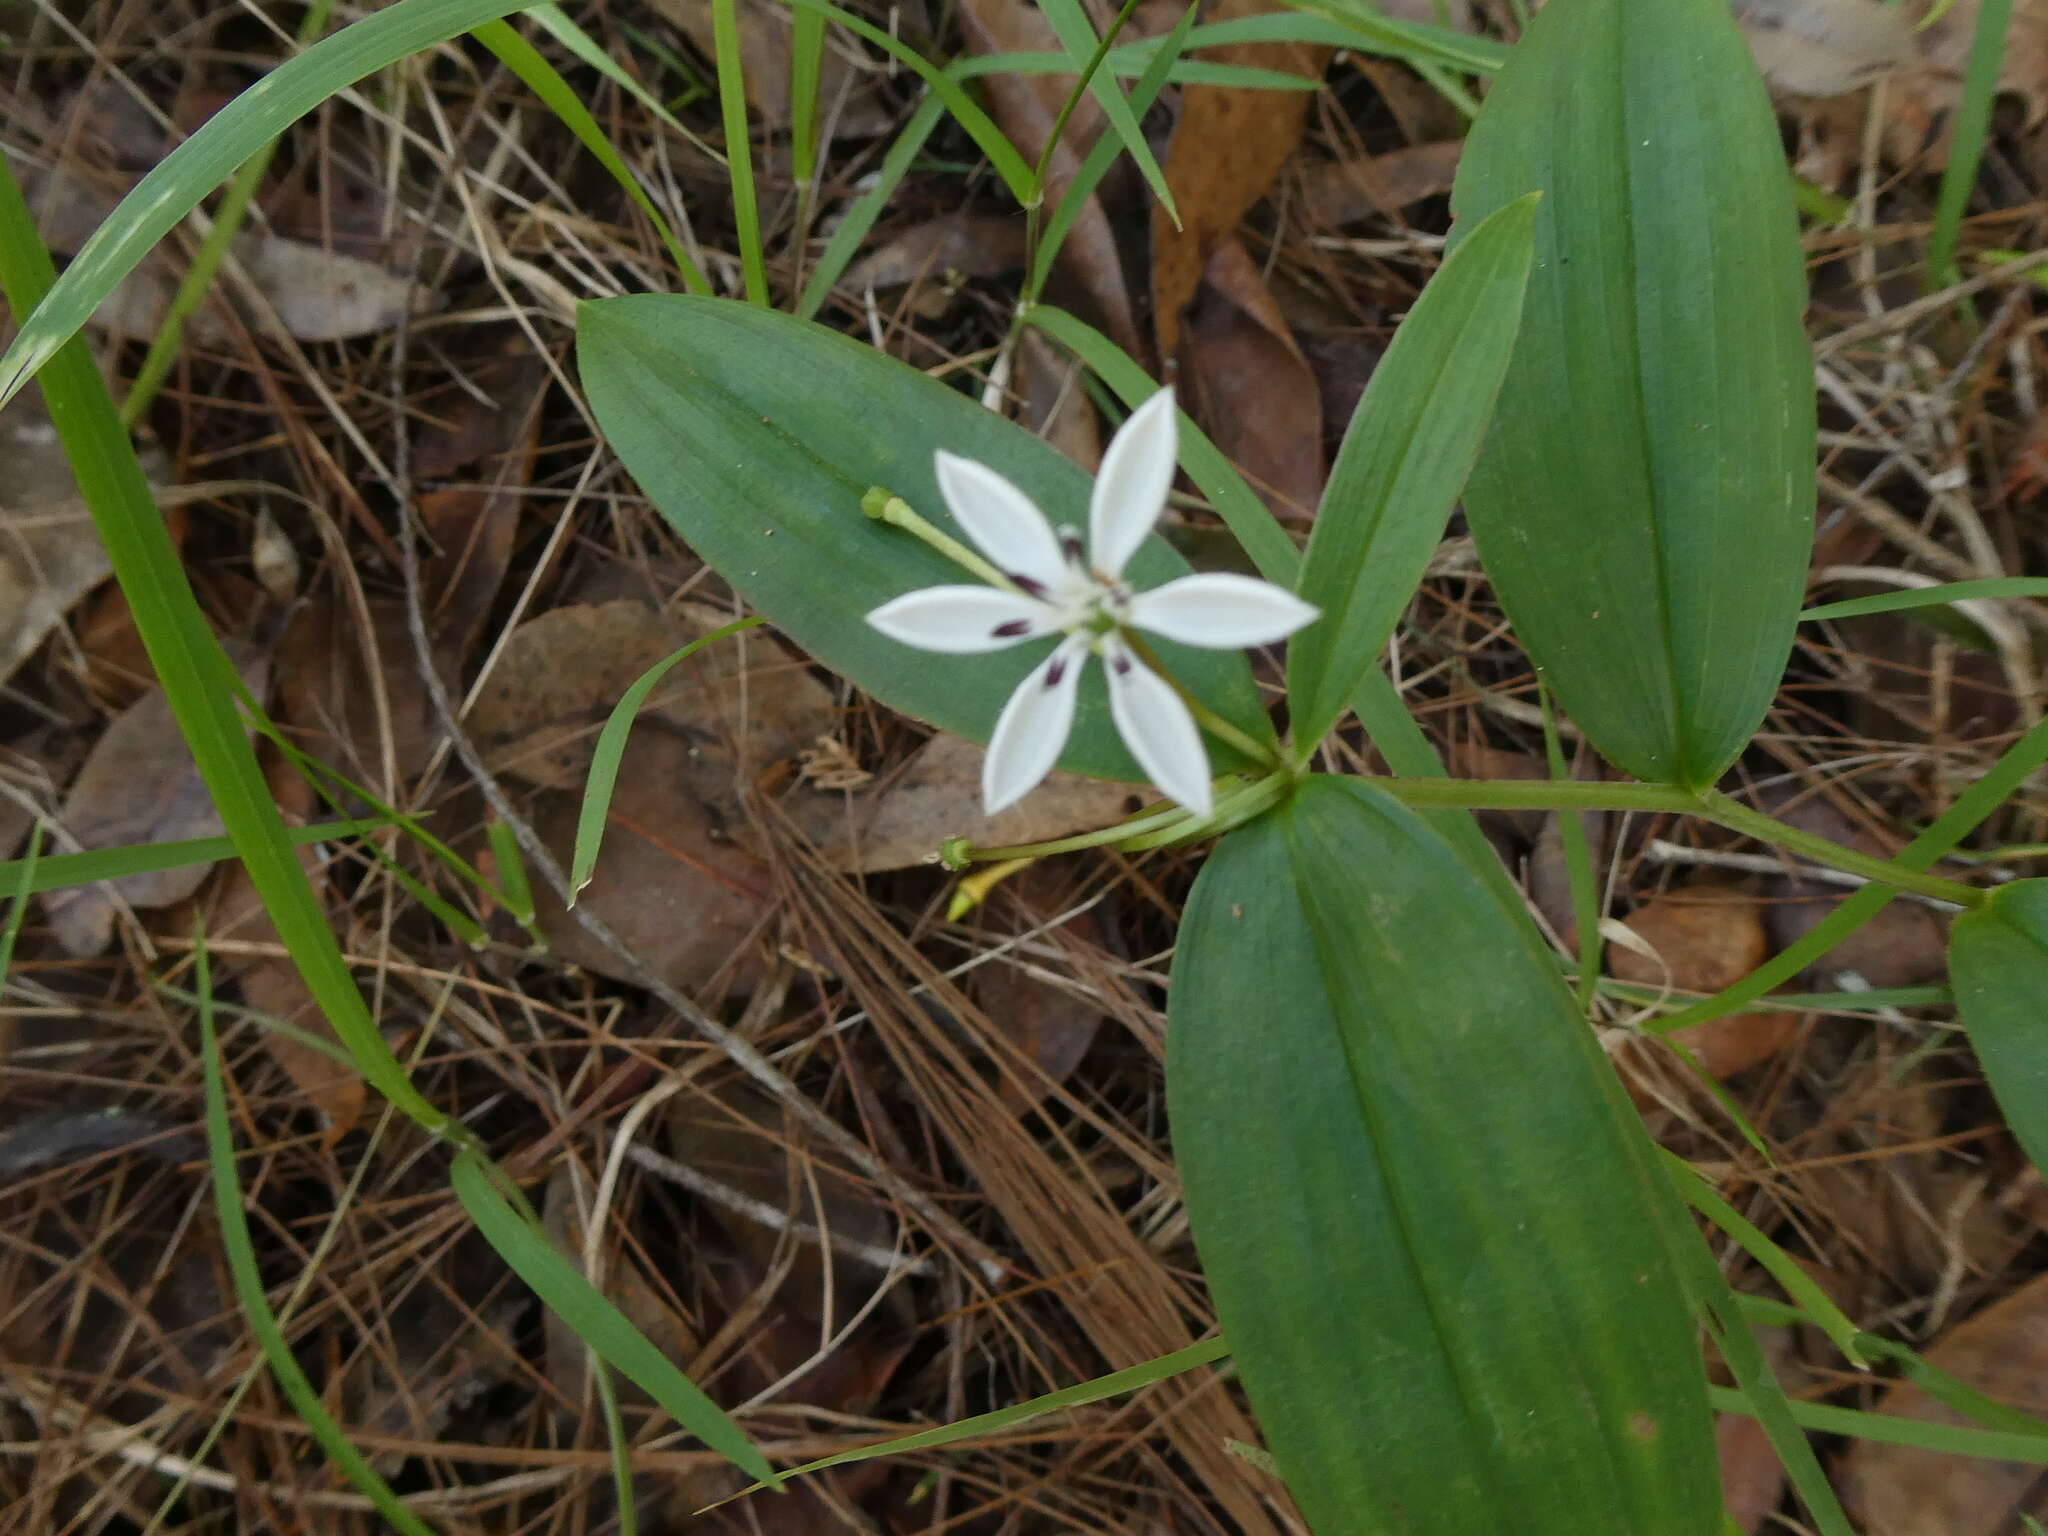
1952, 880, 2048, 1179
1169, 776, 1717, 1534
1450, 0, 1814, 788
1287, 194, 1537, 749
578, 296, 1272, 783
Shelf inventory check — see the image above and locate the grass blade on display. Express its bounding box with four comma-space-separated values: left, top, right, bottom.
0, 822, 42, 984
449, 1149, 780, 1485
1036, 0, 1176, 224
1801, 575, 2048, 622
789, 3, 827, 185
0, 820, 380, 898
570, 617, 760, 899
195, 934, 446, 1536
1927, 0, 2010, 289
475, 18, 711, 294
0, 0, 540, 409
0, 153, 455, 1135
710, 0, 770, 303
795, 91, 946, 318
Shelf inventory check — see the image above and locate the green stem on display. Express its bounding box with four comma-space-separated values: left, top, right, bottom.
863, 488, 1017, 591
1696, 790, 1985, 909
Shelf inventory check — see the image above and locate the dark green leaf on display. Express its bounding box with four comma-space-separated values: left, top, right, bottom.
1169, 776, 1717, 1533
1288, 194, 1536, 748
577, 296, 1272, 782
1953, 879, 2048, 1177
1450, 0, 1814, 787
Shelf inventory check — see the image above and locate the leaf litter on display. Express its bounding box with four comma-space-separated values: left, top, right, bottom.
6, 0, 2048, 1528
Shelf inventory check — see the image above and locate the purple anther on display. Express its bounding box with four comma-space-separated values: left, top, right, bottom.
1109, 651, 1133, 676
1011, 573, 1048, 599
991, 619, 1032, 639
1061, 531, 1086, 565
1045, 655, 1069, 688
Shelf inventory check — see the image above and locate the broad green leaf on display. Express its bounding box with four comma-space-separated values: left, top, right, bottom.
1287, 194, 1536, 748
0, 0, 538, 410
1450, 0, 1815, 788
577, 296, 1273, 782
1952, 879, 2048, 1177
1169, 776, 1716, 1534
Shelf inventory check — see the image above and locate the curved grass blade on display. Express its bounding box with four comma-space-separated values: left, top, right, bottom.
0, 0, 542, 410
474, 18, 710, 294
710, 0, 769, 304
1801, 575, 2048, 622
570, 616, 761, 899
196, 936, 445, 1536
1451, 0, 1815, 787
1037, 0, 1176, 225
1927, 0, 2011, 290
450, 1149, 779, 1485
1271, 0, 1507, 72
0, 155, 454, 1137
1286, 193, 1535, 748
0, 822, 41, 983
0, 820, 368, 898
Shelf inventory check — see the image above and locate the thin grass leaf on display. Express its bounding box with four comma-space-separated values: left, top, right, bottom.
780, 0, 1035, 205
1801, 575, 2048, 622
475, 18, 711, 294
795, 92, 945, 318
0, 822, 370, 898
0, 0, 542, 410
570, 617, 761, 899
195, 935, 446, 1536
1541, 691, 1602, 1012
449, 1149, 779, 1484
1271, 0, 1506, 72
121, 0, 335, 425
526, 2, 725, 164
1657, 709, 2048, 1033
1708, 1386, 2048, 1465
789, 4, 826, 184
1928, 0, 2010, 289
0, 157, 455, 1135
485, 816, 538, 930
1026, 5, 1194, 307
711, 0, 770, 303
0, 822, 42, 984
1000, 47, 1317, 88
1036, 0, 1176, 225
722, 1338, 1229, 1498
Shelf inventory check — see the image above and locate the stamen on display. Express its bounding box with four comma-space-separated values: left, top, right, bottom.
991, 619, 1032, 638
1011, 573, 1048, 599
1109, 650, 1133, 676
1060, 530, 1085, 565
1045, 655, 1069, 688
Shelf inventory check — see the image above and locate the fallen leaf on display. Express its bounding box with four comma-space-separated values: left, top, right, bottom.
1733, 0, 1913, 97
0, 394, 114, 691
651, 0, 891, 133
1151, 0, 1330, 361
791, 732, 1141, 872
40, 646, 270, 957
1609, 887, 1801, 1083
1715, 1411, 1785, 1534
1918, 0, 2048, 126
277, 598, 447, 790
842, 211, 1029, 291
1762, 795, 1951, 990
1179, 236, 1325, 521
1840, 1270, 2048, 1533
957, 0, 1144, 359
527, 730, 775, 999
1299, 139, 1464, 228
1017, 326, 1103, 468
970, 863, 1112, 1110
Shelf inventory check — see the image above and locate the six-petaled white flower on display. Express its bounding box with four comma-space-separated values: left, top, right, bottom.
865, 389, 1319, 818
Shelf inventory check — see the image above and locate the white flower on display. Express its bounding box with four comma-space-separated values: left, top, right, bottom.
865, 389, 1319, 818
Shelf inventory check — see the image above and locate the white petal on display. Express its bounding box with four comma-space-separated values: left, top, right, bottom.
1126, 573, 1321, 649
1103, 639, 1213, 817
1088, 388, 1178, 579
983, 637, 1089, 814
867, 586, 1055, 654
934, 451, 1067, 592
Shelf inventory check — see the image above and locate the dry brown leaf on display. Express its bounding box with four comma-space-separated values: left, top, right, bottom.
1919, 0, 2048, 125
1151, 0, 1330, 361
1180, 236, 1326, 521
1840, 1270, 2048, 1533
970, 865, 1112, 1110
277, 598, 447, 789
1715, 1411, 1786, 1534
1018, 326, 1103, 467
791, 732, 1140, 872
1763, 796, 1951, 989
41, 646, 270, 957
1610, 888, 1801, 1082
0, 396, 115, 691
467, 598, 837, 818
1733, 0, 1914, 96
957, 0, 1142, 359
650, 0, 891, 133
842, 211, 1029, 291
1299, 139, 1464, 228
527, 730, 775, 999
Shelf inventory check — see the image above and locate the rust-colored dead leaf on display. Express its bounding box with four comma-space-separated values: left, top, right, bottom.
1715, 1411, 1785, 1534
1610, 887, 1801, 1084
41, 646, 270, 957
1180, 236, 1325, 521
527, 731, 774, 999
1840, 1270, 2048, 1533
791, 732, 1141, 872
957, 0, 1143, 359
1299, 140, 1464, 229
1151, 0, 1329, 361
